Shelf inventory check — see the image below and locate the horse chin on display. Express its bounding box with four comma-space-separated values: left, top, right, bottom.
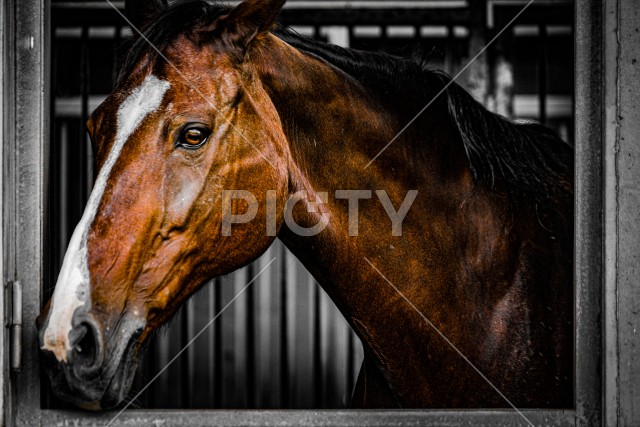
97, 339, 140, 410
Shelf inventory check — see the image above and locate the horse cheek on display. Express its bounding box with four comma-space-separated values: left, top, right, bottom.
162, 165, 208, 229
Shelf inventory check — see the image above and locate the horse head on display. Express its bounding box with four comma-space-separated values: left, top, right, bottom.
37, 0, 290, 409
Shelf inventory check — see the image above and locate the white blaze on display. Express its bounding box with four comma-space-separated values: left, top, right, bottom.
42, 75, 170, 362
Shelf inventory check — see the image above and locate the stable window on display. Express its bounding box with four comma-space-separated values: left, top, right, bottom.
1, 0, 609, 425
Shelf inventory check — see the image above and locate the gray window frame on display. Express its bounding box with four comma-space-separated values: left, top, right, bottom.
1, 0, 613, 425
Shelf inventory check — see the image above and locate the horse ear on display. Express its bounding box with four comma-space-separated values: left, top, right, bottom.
125, 0, 169, 30
218, 0, 286, 53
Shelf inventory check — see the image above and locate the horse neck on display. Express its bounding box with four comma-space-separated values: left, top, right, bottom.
253, 35, 396, 173
252, 36, 542, 405
253, 35, 495, 292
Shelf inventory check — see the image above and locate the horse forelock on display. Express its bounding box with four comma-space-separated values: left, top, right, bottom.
118, 1, 231, 85
42, 75, 170, 362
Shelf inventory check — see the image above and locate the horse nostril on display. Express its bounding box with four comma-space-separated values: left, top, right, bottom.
68, 320, 102, 374
74, 325, 96, 365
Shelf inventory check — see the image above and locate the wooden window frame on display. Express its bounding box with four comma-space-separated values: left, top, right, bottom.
1, 0, 616, 425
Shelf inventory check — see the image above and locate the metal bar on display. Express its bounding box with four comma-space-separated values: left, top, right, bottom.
246, 263, 256, 407
445, 25, 455, 75
49, 120, 59, 283
347, 24, 355, 48
207, 279, 215, 406
54, 95, 106, 117
346, 328, 355, 402
79, 25, 90, 201
491, 2, 573, 28
537, 23, 547, 124
602, 1, 616, 426
574, 0, 603, 425
381, 23, 388, 41
150, 316, 170, 406
464, 0, 489, 103
13, 0, 50, 421
51, 1, 470, 10
312, 283, 322, 407
140, 324, 155, 408
30, 408, 579, 426
292, 258, 314, 408
255, 250, 277, 408
603, 0, 640, 424
286, 249, 298, 407
179, 301, 194, 407
51, 7, 472, 27
224, 271, 241, 407
187, 299, 196, 408
178, 304, 187, 407
214, 277, 222, 408
48, 19, 60, 288
112, 25, 122, 86
58, 123, 68, 263
0, 30, 20, 427
279, 250, 290, 407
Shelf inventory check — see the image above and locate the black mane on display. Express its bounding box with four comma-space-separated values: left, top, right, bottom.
275, 28, 572, 201
121, 0, 572, 202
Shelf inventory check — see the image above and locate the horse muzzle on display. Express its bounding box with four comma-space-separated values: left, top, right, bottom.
37, 308, 145, 410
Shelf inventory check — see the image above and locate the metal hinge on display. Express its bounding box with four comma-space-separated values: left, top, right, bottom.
5, 281, 22, 372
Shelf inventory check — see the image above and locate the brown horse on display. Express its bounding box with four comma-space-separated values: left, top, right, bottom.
37, 0, 573, 410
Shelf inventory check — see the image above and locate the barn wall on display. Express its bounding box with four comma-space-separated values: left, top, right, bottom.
3, 0, 51, 424
603, 0, 640, 425
0, 0, 6, 422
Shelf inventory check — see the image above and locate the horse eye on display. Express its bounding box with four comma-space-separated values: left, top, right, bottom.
178, 126, 211, 149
